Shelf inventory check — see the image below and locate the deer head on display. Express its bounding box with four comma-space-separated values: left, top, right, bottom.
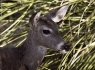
29, 5, 70, 54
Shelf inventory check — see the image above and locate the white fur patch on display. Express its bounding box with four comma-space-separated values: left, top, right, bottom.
57, 42, 64, 50
59, 50, 67, 54
42, 26, 53, 37
51, 16, 61, 23
38, 46, 47, 54
57, 42, 67, 54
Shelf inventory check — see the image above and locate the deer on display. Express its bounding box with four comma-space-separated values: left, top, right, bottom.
0, 4, 70, 70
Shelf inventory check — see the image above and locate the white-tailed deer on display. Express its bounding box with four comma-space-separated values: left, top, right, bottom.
0, 5, 70, 70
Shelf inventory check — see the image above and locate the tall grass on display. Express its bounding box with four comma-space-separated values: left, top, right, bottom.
0, 0, 95, 70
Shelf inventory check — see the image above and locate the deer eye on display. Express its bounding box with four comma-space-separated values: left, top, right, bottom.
43, 30, 51, 35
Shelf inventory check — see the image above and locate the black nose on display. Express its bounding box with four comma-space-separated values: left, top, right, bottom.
62, 43, 70, 51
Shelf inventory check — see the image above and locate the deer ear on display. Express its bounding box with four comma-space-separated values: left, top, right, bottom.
29, 12, 41, 27
33, 12, 41, 23
45, 5, 70, 23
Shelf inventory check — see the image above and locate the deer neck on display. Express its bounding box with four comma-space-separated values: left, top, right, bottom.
16, 30, 47, 69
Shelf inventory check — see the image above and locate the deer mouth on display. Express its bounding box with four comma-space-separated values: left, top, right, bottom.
59, 50, 67, 54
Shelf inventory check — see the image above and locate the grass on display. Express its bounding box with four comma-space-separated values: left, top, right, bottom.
0, 0, 95, 70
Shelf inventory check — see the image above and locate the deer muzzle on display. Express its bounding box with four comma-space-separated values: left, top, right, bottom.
57, 42, 70, 54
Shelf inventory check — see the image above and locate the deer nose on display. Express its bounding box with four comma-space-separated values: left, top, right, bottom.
61, 43, 70, 51
57, 42, 70, 54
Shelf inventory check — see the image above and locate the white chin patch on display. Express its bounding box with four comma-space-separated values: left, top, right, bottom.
59, 50, 67, 54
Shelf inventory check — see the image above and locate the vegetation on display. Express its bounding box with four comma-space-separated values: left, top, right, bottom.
0, 0, 95, 70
